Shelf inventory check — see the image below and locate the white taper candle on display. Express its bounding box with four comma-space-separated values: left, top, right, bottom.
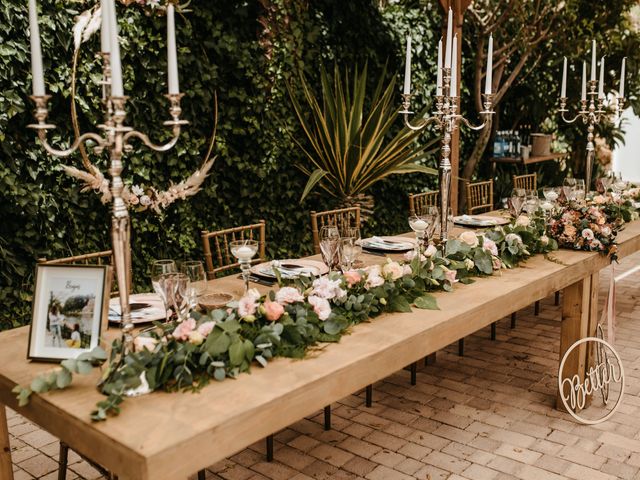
581, 61, 587, 101
485, 34, 493, 95
591, 40, 596, 82
436, 38, 443, 96
28, 0, 45, 96
100, 0, 111, 54
108, 0, 123, 97
598, 56, 605, 99
450, 34, 458, 97
620, 57, 626, 98
403, 35, 411, 95
167, 2, 179, 95
561, 57, 567, 98
444, 8, 453, 69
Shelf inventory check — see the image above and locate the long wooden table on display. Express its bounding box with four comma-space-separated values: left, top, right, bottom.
1, 220, 640, 480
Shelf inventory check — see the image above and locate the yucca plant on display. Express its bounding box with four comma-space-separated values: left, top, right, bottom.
288, 64, 438, 211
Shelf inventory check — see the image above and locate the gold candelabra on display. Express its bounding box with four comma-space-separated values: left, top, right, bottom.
400, 67, 494, 243
558, 80, 624, 192
28, 54, 188, 349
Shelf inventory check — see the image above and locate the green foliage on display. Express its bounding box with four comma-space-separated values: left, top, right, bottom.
289, 64, 437, 203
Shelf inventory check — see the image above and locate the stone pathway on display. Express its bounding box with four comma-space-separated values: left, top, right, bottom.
7, 252, 640, 480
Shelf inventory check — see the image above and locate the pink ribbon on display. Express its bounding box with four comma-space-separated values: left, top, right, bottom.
600, 264, 616, 345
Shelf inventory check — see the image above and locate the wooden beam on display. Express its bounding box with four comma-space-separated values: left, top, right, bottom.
0, 404, 12, 480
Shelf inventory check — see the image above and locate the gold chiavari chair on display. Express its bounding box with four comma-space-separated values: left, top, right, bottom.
310, 206, 361, 254
513, 173, 537, 192
201, 221, 266, 279
466, 180, 494, 215
37, 250, 120, 480
409, 190, 439, 216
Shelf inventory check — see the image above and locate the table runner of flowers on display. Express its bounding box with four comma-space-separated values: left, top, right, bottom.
13, 189, 640, 421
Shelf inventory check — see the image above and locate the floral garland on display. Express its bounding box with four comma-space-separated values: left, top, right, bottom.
14, 215, 560, 420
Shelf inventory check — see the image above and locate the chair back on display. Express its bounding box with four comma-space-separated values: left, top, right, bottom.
466, 180, 494, 215
310, 206, 360, 254
201, 221, 266, 279
513, 173, 537, 192
409, 190, 439, 216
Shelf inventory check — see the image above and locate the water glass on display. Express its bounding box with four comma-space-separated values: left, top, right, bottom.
165, 273, 191, 322
563, 178, 577, 201
508, 189, 526, 217
151, 259, 177, 321
181, 260, 207, 309
319, 226, 340, 270
574, 179, 586, 202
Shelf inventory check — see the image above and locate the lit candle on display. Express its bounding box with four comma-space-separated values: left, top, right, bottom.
581, 61, 587, 101
436, 38, 443, 96
561, 57, 567, 98
403, 35, 411, 95
28, 0, 45, 96
590, 40, 596, 82
620, 57, 626, 98
108, 0, 123, 97
598, 56, 605, 99
100, 0, 111, 54
485, 34, 493, 95
444, 7, 453, 69
167, 2, 179, 95
450, 34, 458, 97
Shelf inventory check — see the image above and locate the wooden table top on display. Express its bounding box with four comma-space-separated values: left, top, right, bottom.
1, 220, 640, 480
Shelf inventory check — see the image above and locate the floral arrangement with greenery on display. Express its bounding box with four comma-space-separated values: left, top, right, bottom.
13, 213, 562, 420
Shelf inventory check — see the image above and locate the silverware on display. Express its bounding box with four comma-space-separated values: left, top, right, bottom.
362, 249, 387, 257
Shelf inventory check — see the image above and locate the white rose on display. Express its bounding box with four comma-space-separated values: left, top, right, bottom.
459, 231, 479, 248
188, 330, 204, 346
424, 244, 437, 257
364, 265, 385, 289
382, 260, 404, 280
540, 235, 549, 246
515, 215, 531, 227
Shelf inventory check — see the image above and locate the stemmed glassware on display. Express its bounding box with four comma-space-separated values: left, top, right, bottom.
562, 178, 577, 202
151, 259, 177, 322
230, 239, 259, 294
319, 226, 340, 271
340, 227, 361, 271
181, 260, 207, 309
523, 190, 540, 215
574, 179, 586, 203
409, 209, 436, 255
508, 188, 526, 217
166, 273, 191, 322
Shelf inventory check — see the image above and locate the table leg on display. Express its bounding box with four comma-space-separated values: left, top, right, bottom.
557, 274, 599, 411
0, 404, 13, 480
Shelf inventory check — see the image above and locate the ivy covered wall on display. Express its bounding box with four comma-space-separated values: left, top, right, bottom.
0, 1, 440, 329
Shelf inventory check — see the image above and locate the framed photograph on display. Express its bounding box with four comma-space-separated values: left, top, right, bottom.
28, 264, 111, 362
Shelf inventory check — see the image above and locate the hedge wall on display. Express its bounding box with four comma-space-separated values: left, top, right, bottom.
0, 0, 441, 329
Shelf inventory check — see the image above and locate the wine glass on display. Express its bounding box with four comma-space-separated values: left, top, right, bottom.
612, 172, 628, 195
164, 273, 191, 322
151, 259, 177, 322
523, 190, 539, 215
574, 179, 586, 203
340, 227, 362, 270
563, 178, 577, 202
543, 186, 559, 204
180, 260, 207, 309
230, 239, 259, 293
319, 226, 340, 270
508, 189, 526, 217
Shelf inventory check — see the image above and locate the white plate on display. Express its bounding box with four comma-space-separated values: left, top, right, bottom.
250, 259, 329, 279
361, 236, 415, 252
453, 215, 509, 227
109, 293, 167, 324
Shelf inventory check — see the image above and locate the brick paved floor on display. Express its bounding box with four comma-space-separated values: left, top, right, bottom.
7, 252, 640, 480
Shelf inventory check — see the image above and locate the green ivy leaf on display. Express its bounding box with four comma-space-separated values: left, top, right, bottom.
388, 296, 412, 313
414, 294, 439, 310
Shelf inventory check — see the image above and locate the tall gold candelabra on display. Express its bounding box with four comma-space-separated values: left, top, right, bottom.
558, 80, 624, 192
28, 53, 188, 349
400, 68, 493, 243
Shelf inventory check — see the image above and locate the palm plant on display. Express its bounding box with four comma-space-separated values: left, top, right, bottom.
288, 64, 437, 212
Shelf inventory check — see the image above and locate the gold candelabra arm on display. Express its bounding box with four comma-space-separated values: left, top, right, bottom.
558, 97, 585, 124
27, 95, 106, 157
122, 93, 188, 152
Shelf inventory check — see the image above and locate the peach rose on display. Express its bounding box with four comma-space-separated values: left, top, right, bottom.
172, 318, 196, 341
133, 335, 158, 352
343, 270, 362, 287
264, 298, 285, 321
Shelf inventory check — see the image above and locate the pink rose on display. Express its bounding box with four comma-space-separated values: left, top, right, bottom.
133, 335, 158, 352
482, 237, 498, 256
307, 295, 331, 321
442, 267, 458, 284
197, 321, 216, 337
382, 260, 404, 280
263, 298, 285, 321
238, 289, 260, 318
424, 244, 437, 257
403, 264, 413, 276
312, 277, 346, 300
172, 318, 196, 341
492, 256, 503, 270
275, 286, 304, 305
343, 270, 362, 287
